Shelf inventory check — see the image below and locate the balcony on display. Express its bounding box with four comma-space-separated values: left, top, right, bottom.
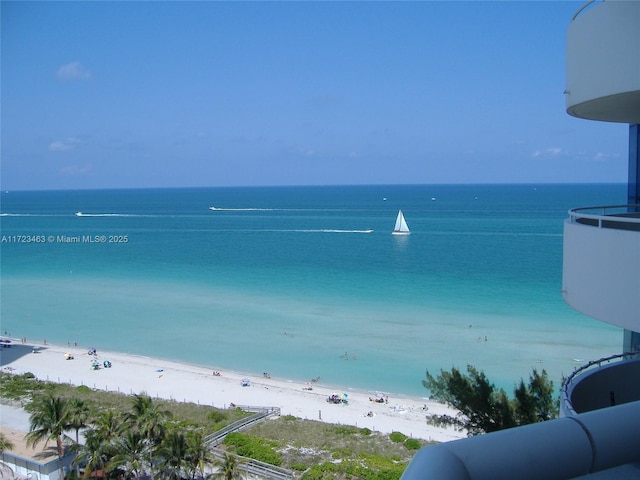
565, 1, 640, 124
562, 205, 640, 332
561, 353, 640, 417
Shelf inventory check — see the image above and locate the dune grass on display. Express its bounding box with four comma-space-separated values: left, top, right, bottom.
1, 372, 434, 479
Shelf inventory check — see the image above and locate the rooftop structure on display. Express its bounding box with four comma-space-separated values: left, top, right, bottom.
0, 425, 73, 480
401, 1, 640, 478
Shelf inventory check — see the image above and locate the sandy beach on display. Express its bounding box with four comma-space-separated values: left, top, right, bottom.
0, 339, 465, 443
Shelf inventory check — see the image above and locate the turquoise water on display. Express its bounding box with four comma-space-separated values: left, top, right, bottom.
0, 184, 625, 397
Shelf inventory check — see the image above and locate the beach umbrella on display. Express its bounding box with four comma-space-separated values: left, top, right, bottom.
342, 393, 348, 399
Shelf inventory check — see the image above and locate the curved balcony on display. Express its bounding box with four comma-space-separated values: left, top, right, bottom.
565, 1, 640, 123
561, 353, 640, 416
562, 205, 640, 332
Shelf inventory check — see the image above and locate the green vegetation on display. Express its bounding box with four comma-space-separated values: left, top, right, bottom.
403, 438, 421, 451
223, 433, 282, 466
1, 372, 431, 479
248, 417, 429, 479
423, 365, 559, 436
0, 432, 14, 453
388, 432, 406, 443
211, 451, 245, 480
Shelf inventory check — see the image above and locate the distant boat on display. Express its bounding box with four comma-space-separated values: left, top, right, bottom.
75, 212, 83, 216
392, 210, 410, 235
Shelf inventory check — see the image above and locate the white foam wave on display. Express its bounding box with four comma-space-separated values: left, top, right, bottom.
75, 212, 139, 217
293, 229, 374, 234
208, 206, 370, 212
209, 206, 277, 211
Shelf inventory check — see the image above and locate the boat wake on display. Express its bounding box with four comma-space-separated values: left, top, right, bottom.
208, 206, 373, 212
292, 229, 374, 234
75, 212, 140, 217
209, 206, 277, 211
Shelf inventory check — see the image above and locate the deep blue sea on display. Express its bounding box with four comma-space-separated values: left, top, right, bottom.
0, 184, 625, 398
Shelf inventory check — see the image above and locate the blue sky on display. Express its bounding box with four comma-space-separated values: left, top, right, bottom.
1, 1, 629, 190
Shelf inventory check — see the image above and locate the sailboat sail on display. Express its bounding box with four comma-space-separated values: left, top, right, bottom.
392, 210, 410, 235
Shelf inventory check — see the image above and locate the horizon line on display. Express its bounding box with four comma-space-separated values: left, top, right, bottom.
1, 181, 627, 194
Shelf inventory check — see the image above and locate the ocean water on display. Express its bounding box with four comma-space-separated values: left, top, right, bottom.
0, 184, 625, 398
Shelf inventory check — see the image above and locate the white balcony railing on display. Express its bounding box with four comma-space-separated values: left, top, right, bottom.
568, 204, 640, 231
561, 352, 640, 416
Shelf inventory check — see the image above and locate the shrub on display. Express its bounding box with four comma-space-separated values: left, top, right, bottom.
208, 410, 226, 423
301, 465, 325, 480
389, 431, 407, 443
331, 449, 352, 459
290, 463, 307, 471
404, 438, 421, 450
223, 432, 282, 466
333, 425, 360, 435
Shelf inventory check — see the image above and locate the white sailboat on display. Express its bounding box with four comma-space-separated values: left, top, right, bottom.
392, 210, 410, 235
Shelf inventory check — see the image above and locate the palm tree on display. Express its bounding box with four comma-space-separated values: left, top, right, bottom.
66, 398, 91, 443
66, 397, 91, 477
0, 433, 13, 453
154, 430, 188, 480
211, 451, 245, 480
26, 394, 69, 461
185, 430, 213, 480
72, 408, 126, 478
108, 430, 150, 480
126, 393, 171, 444
0, 433, 15, 477
92, 409, 125, 443
26, 394, 70, 479
71, 429, 112, 480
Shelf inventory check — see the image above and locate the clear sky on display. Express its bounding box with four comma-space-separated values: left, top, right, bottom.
1, 1, 629, 191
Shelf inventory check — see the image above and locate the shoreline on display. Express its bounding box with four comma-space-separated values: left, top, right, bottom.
0, 339, 465, 443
